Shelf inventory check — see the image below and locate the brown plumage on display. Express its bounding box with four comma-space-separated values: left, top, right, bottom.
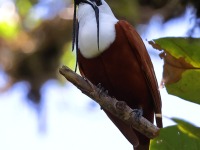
78, 20, 162, 149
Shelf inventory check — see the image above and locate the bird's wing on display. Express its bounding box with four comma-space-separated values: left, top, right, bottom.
118, 20, 163, 128
77, 51, 140, 147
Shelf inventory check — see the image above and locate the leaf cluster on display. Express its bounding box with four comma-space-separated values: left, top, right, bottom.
150, 37, 200, 149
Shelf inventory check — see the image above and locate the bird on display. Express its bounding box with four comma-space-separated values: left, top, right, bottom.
72, 0, 163, 149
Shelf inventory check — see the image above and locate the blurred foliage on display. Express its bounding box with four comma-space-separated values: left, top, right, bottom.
107, 0, 198, 25
0, 0, 199, 106
16, 0, 33, 17
61, 43, 76, 70
0, 21, 19, 39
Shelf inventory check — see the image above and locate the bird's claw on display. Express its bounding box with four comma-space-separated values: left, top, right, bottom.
97, 83, 108, 97
132, 108, 143, 122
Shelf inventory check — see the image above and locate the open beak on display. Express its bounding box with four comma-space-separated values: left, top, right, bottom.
72, 0, 100, 52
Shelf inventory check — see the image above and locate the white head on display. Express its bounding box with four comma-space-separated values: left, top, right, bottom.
73, 0, 118, 58
77, 0, 115, 21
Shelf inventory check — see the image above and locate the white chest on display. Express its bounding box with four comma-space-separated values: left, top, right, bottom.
77, 4, 118, 58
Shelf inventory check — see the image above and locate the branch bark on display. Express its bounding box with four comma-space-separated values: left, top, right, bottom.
59, 65, 160, 139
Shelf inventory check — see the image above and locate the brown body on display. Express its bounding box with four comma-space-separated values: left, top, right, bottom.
78, 20, 162, 149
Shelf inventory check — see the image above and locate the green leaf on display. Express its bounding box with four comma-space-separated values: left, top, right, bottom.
172, 118, 200, 140
166, 70, 200, 104
150, 38, 200, 68
149, 37, 200, 104
150, 125, 200, 150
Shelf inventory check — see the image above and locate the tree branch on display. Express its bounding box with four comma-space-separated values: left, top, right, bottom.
59, 65, 160, 139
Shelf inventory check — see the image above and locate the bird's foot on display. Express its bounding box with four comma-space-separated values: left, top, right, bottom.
132, 108, 143, 122
97, 83, 109, 110
97, 83, 108, 97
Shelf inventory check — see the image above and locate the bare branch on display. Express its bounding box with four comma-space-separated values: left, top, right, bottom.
59, 65, 160, 139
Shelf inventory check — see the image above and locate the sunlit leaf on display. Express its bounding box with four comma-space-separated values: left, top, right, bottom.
172, 118, 200, 140
0, 22, 19, 39
150, 38, 200, 67
149, 37, 200, 104
150, 125, 200, 150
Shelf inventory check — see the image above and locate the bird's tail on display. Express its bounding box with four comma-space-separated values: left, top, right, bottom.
134, 144, 149, 150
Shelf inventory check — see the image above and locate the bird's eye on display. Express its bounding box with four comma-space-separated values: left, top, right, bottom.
96, 0, 102, 6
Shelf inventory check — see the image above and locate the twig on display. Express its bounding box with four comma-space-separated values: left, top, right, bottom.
59, 65, 160, 139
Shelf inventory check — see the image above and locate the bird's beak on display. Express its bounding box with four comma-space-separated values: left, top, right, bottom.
72, 0, 100, 52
